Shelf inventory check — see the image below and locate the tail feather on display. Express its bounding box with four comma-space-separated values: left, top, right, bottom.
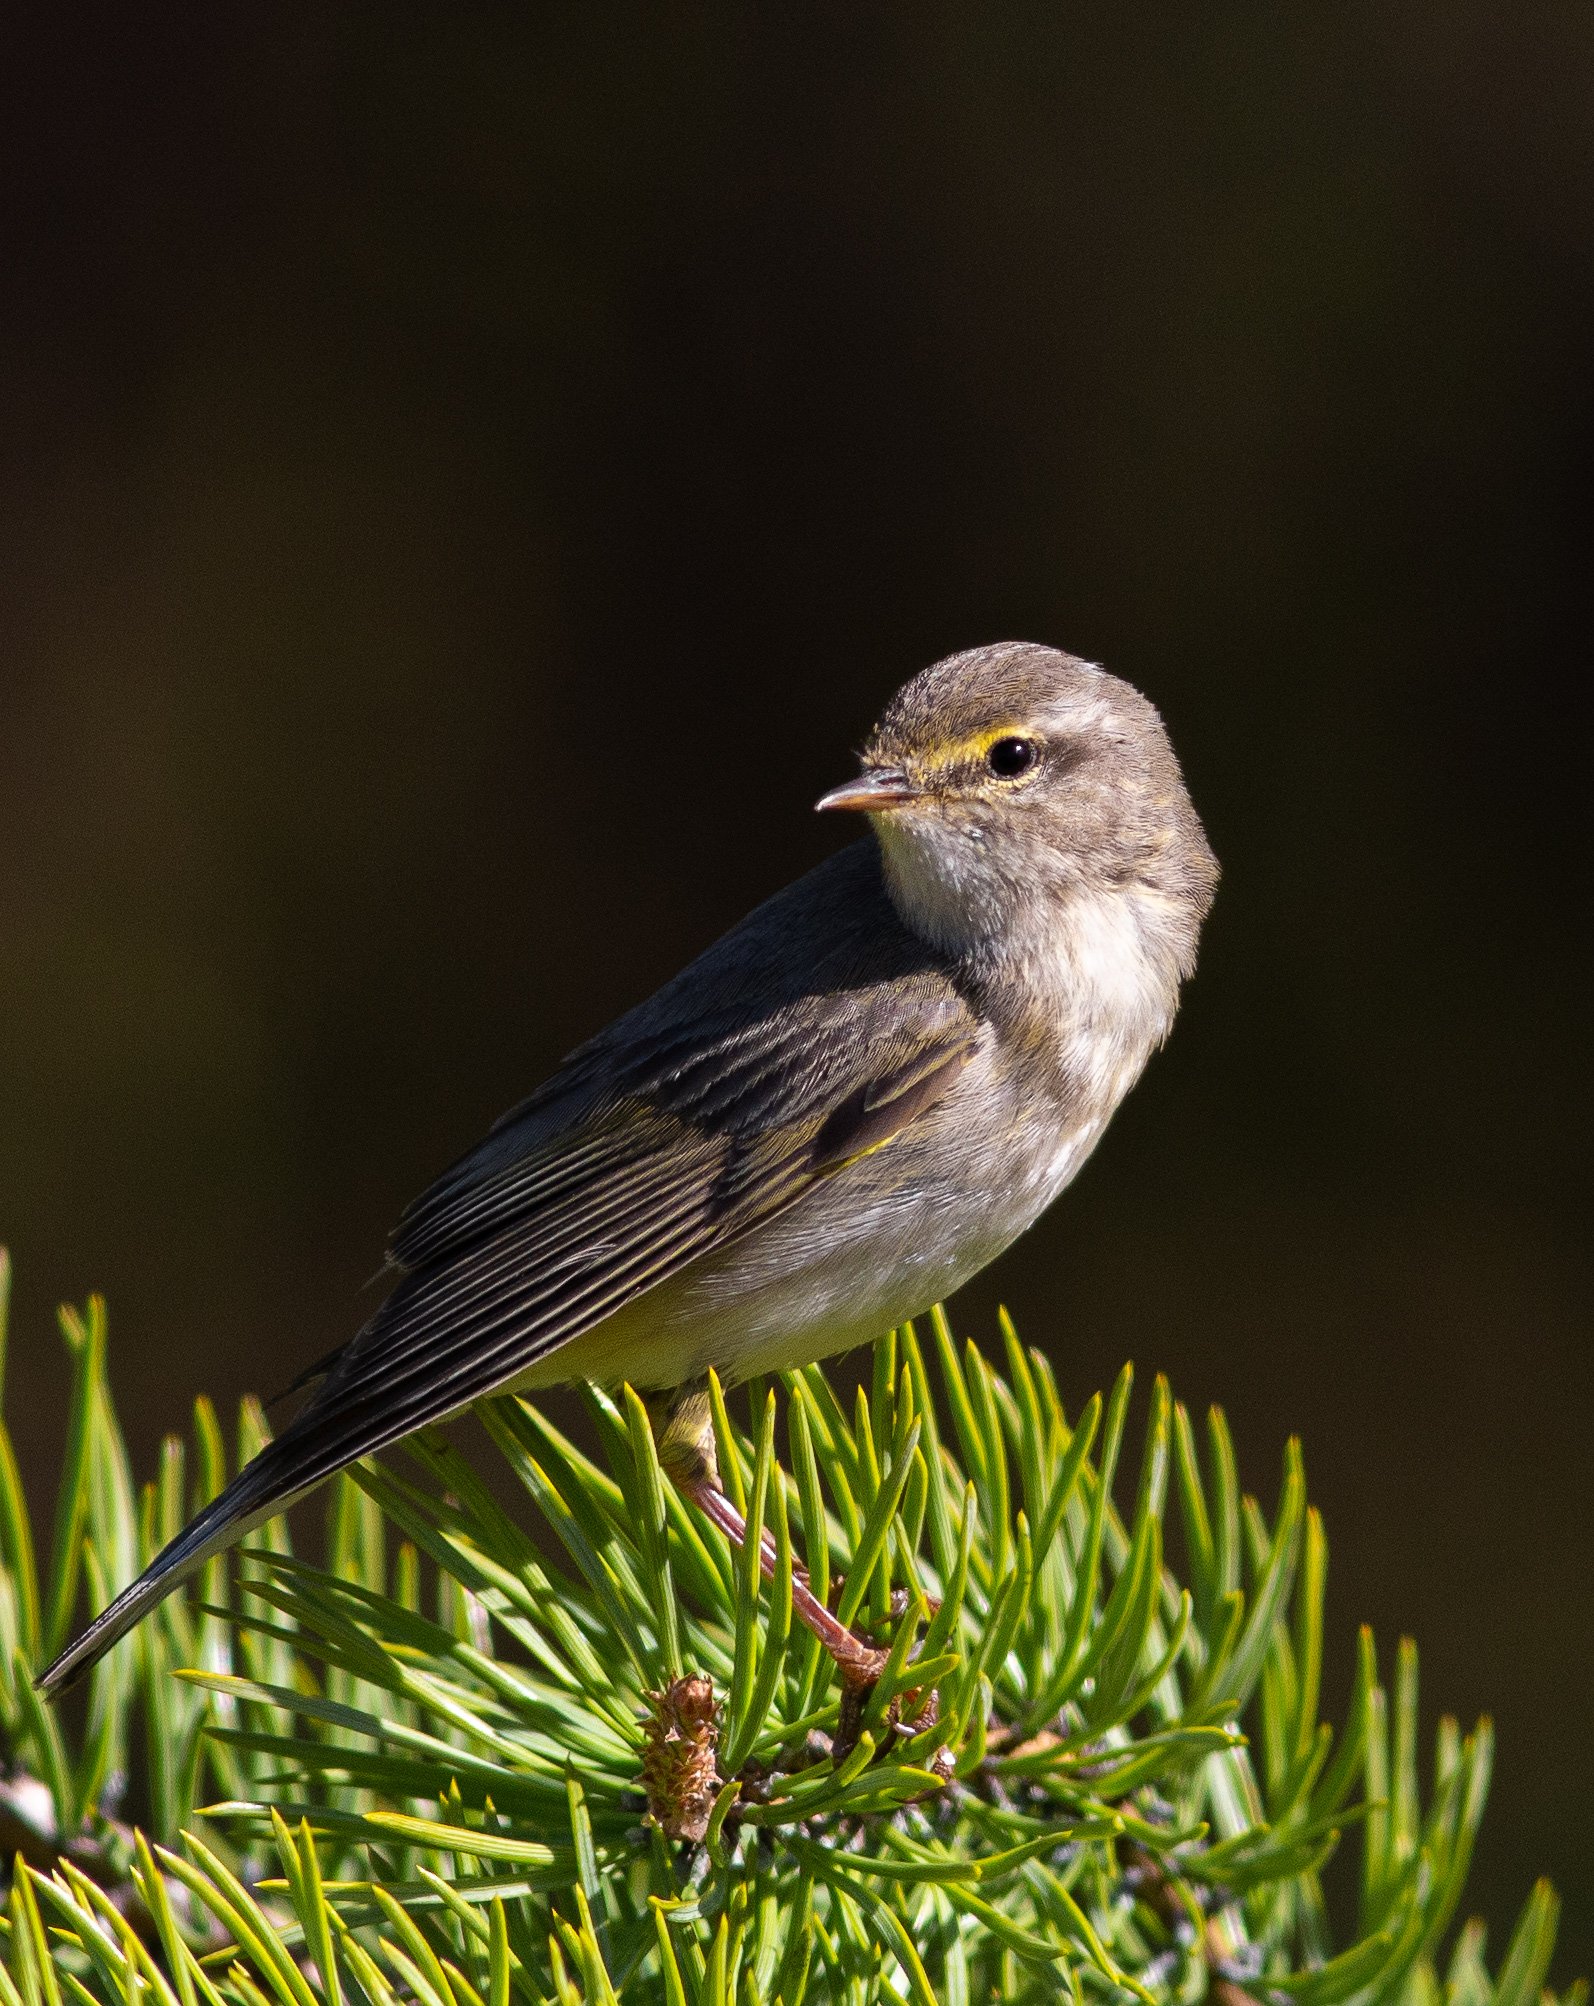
34, 1318, 477, 1699
33, 1457, 312, 1699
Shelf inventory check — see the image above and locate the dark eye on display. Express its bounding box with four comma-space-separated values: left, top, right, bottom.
986, 735, 1040, 779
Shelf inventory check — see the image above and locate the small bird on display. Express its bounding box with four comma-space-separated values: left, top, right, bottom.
38, 641, 1217, 1698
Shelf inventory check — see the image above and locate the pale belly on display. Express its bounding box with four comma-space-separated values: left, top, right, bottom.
512, 1094, 1108, 1394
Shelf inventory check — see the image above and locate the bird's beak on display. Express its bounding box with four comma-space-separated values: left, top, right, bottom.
814, 766, 923, 814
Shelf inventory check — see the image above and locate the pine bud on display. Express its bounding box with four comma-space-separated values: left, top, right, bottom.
641, 1673, 722, 1843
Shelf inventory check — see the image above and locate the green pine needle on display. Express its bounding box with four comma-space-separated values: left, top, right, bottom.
0, 1255, 1581, 2006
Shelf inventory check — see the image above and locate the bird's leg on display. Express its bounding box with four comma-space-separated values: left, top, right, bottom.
655, 1385, 889, 1692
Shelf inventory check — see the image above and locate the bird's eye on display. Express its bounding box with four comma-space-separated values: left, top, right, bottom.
986, 735, 1040, 779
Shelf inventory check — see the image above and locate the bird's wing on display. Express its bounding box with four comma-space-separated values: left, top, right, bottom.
36, 960, 977, 1696
275, 972, 981, 1488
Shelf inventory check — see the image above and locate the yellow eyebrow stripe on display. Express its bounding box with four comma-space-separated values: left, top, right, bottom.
918, 723, 1030, 771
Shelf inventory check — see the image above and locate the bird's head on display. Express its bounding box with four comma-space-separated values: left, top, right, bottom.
818, 641, 1218, 966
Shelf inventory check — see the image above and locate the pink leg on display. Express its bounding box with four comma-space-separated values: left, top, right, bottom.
676, 1472, 889, 1689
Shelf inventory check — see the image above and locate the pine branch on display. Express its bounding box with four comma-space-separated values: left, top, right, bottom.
0, 1251, 1581, 2006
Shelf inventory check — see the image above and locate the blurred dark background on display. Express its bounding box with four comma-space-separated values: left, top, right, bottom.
2, 1, 1590, 1967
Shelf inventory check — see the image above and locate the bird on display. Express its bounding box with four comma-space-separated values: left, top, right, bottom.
37, 640, 1217, 1699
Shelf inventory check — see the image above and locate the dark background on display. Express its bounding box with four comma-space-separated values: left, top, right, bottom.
2, 2, 1590, 1971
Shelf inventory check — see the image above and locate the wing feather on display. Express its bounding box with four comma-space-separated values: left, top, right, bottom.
290, 979, 977, 1459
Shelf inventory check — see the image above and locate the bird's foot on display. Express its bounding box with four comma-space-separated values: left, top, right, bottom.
654, 1381, 892, 1752
673, 1471, 889, 1691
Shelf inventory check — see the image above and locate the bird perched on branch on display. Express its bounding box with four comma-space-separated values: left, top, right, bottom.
39, 640, 1217, 1698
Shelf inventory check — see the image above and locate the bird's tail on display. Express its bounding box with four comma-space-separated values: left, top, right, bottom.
33, 1451, 313, 1700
